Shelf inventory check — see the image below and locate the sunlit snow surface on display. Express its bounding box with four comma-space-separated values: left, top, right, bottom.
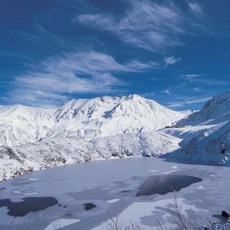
0, 158, 230, 230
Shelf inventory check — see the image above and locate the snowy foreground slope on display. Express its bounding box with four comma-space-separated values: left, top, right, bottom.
164, 91, 230, 166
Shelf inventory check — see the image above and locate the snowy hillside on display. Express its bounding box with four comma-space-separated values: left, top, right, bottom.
0, 137, 101, 181
0, 105, 55, 147
177, 90, 230, 126
165, 91, 230, 166
182, 121, 230, 165
0, 131, 180, 181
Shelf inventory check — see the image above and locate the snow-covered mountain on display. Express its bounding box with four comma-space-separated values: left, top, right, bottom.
0, 104, 55, 147
0, 95, 185, 147
165, 91, 230, 166
179, 121, 230, 166
49, 95, 185, 139
177, 91, 230, 126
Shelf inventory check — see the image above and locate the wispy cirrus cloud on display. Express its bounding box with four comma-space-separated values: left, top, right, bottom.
77, 0, 184, 51
44, 52, 157, 75
9, 51, 157, 106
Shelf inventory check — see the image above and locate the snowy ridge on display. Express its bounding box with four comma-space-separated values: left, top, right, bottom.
49, 95, 184, 139
92, 131, 180, 158
177, 90, 230, 126
0, 104, 55, 147
166, 91, 230, 166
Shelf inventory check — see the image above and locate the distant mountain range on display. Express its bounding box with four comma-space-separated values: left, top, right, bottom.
0, 91, 230, 180
0, 94, 186, 147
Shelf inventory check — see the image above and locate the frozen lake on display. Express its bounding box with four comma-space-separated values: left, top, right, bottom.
0, 157, 230, 229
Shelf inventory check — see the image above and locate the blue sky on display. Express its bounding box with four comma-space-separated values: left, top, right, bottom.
0, 0, 230, 110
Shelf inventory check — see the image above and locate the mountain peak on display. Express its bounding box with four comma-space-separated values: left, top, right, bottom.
203, 90, 230, 110
50, 94, 185, 139
123, 94, 142, 100
178, 91, 230, 126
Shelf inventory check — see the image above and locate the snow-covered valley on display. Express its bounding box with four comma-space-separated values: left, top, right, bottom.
1, 91, 230, 229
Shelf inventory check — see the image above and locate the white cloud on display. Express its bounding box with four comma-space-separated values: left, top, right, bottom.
44, 52, 157, 75
77, 0, 184, 51
10, 51, 156, 106
188, 2, 203, 14
164, 56, 181, 66
126, 60, 158, 70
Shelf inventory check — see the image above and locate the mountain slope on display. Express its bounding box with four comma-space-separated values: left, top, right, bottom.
92, 131, 180, 158
48, 95, 185, 139
166, 91, 230, 166
177, 91, 230, 126
0, 105, 55, 147
168, 121, 230, 166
